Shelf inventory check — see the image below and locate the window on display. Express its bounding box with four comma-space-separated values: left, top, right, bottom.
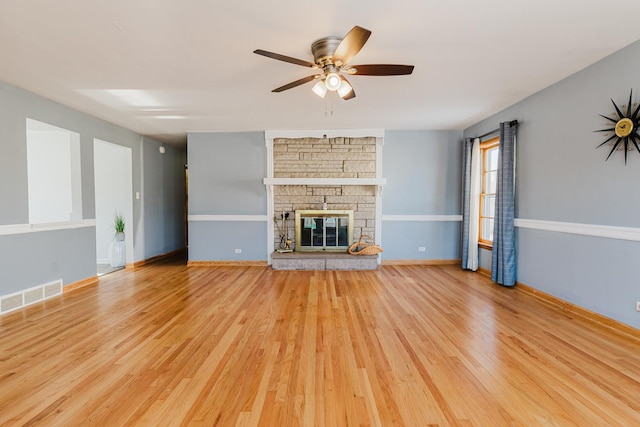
26, 119, 82, 224
479, 137, 499, 247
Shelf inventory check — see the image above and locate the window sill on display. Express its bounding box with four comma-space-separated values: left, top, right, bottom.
0, 220, 96, 236
478, 242, 493, 251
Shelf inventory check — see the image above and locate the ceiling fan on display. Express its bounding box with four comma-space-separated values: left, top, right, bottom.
254, 26, 414, 100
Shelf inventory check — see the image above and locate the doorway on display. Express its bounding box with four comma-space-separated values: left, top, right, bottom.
94, 139, 133, 276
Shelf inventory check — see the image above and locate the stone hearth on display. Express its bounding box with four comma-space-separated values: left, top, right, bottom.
271, 251, 378, 271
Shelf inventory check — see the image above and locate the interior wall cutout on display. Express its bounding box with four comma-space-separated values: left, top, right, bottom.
26, 118, 82, 224
94, 139, 134, 264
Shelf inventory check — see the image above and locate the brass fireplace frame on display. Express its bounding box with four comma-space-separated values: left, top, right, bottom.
294, 209, 354, 252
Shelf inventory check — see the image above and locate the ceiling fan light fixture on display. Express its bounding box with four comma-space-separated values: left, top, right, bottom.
325, 72, 341, 91
312, 80, 327, 98
337, 80, 353, 98
255, 26, 414, 101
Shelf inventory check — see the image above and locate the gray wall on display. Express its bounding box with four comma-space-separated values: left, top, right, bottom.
187, 132, 267, 261
382, 130, 463, 260
189, 222, 267, 261
0, 81, 186, 296
187, 130, 463, 262
464, 40, 640, 328
1, 228, 97, 294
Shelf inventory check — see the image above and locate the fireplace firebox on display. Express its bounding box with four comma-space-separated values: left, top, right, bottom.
294, 210, 354, 252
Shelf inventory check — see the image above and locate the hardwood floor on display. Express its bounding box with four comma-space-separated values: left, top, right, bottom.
1, 259, 639, 426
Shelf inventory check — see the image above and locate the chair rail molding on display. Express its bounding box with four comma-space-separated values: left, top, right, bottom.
515, 218, 640, 242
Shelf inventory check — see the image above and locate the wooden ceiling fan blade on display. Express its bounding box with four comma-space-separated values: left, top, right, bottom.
253, 49, 317, 68
332, 26, 371, 65
272, 75, 318, 92
349, 64, 414, 76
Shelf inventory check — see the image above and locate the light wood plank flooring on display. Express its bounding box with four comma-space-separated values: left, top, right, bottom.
1, 259, 639, 426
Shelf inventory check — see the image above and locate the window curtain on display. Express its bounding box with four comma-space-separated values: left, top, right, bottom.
461, 138, 480, 270
491, 121, 517, 286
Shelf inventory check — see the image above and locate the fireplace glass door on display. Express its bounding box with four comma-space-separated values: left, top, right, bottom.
295, 210, 354, 252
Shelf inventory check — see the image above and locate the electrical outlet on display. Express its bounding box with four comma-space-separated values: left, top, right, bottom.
234, 249, 242, 254
418, 246, 426, 252
636, 301, 640, 312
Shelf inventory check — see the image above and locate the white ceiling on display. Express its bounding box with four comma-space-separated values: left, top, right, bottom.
2, 0, 640, 145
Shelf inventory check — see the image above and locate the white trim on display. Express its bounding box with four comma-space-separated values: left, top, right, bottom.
375, 186, 383, 265
264, 178, 387, 186
265, 135, 274, 179
0, 219, 96, 236
265, 129, 384, 139
374, 135, 384, 264
375, 135, 384, 179
188, 215, 268, 222
382, 215, 463, 222
515, 218, 640, 242
265, 185, 275, 259
264, 134, 274, 262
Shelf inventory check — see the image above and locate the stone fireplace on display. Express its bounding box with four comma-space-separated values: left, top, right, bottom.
263, 130, 385, 261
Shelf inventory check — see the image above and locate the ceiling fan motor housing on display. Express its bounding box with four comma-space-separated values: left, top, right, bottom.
311, 37, 341, 66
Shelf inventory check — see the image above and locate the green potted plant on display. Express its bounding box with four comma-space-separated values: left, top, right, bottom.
114, 211, 125, 240
110, 211, 126, 267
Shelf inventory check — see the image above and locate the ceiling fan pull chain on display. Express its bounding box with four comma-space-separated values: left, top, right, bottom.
325, 98, 333, 117
324, 98, 334, 117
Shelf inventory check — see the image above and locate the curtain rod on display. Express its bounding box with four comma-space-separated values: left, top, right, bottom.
475, 120, 518, 140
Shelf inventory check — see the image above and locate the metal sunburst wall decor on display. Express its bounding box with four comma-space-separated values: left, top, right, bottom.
595, 89, 640, 164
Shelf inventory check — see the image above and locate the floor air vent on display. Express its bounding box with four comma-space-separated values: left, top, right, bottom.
0, 279, 63, 315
